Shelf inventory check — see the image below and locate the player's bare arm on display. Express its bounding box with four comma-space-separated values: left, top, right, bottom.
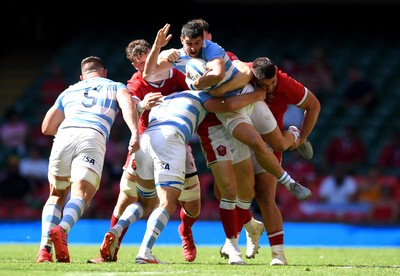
143, 24, 174, 81
293, 90, 321, 148
205, 87, 266, 113
117, 88, 140, 154
41, 106, 64, 136
209, 60, 253, 97
192, 57, 225, 90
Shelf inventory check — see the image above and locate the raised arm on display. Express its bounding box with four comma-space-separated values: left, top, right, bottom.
142, 23, 174, 82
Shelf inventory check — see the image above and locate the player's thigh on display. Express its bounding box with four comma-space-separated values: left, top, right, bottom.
135, 133, 155, 181
185, 144, 198, 175
250, 101, 277, 135
70, 130, 105, 190
216, 105, 253, 136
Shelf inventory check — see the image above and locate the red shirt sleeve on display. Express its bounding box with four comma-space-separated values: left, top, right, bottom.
226, 51, 239, 61
265, 68, 307, 129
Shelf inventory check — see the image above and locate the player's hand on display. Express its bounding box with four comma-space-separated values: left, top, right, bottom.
154, 23, 173, 48
128, 135, 140, 154
140, 92, 164, 110
253, 87, 267, 101
159, 48, 179, 62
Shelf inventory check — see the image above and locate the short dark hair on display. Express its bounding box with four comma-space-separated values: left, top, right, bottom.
81, 56, 104, 70
251, 57, 276, 80
181, 21, 204, 39
188, 18, 210, 33
126, 39, 151, 62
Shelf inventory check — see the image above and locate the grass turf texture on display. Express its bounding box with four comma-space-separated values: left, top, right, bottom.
0, 245, 398, 275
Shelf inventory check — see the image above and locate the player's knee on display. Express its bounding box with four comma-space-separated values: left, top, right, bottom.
181, 201, 201, 218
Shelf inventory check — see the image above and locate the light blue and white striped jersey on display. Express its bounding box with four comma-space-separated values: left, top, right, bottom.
173, 40, 239, 93
147, 90, 213, 144
54, 77, 126, 142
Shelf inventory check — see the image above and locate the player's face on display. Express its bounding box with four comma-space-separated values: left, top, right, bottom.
256, 75, 277, 94
131, 53, 149, 73
181, 36, 203, 58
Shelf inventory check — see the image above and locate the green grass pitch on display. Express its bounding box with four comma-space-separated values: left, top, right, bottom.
0, 244, 399, 275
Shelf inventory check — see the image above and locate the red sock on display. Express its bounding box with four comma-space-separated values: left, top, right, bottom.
179, 207, 198, 235
236, 206, 252, 233
110, 214, 118, 228
219, 207, 238, 238
268, 230, 284, 246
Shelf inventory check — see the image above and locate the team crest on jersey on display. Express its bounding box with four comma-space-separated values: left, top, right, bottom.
216, 145, 227, 156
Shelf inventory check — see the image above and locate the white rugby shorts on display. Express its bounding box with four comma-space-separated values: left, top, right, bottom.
216, 100, 277, 136
48, 127, 106, 181
198, 124, 250, 166
121, 142, 198, 195
135, 128, 186, 189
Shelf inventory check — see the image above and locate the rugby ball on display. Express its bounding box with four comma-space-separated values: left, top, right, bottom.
185, 58, 208, 90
